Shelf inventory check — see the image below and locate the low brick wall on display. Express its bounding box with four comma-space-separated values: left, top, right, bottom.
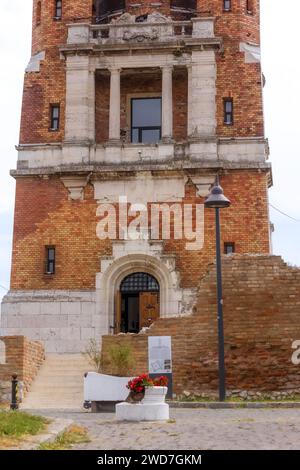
0, 336, 45, 402
101, 255, 300, 397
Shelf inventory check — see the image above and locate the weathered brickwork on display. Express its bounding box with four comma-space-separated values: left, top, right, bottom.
10, 171, 269, 291
3, 1, 273, 354
0, 336, 44, 401
21, 0, 263, 143
102, 255, 300, 395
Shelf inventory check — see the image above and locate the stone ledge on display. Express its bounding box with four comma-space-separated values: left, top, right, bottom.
10, 160, 272, 178
169, 401, 300, 409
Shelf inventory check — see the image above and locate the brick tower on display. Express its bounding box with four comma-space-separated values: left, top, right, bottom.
1, 1, 272, 352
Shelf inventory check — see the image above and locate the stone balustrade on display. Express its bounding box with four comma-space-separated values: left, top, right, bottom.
67, 17, 215, 46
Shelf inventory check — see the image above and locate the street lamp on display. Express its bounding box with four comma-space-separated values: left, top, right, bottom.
205, 176, 231, 401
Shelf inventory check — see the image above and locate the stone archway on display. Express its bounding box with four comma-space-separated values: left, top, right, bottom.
95, 240, 190, 338
118, 272, 160, 333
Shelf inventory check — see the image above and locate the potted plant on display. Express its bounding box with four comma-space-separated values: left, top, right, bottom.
126, 374, 168, 404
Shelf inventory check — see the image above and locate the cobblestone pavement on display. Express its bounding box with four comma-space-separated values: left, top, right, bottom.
28, 408, 300, 450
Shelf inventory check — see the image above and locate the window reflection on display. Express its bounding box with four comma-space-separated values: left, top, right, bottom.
131, 98, 162, 144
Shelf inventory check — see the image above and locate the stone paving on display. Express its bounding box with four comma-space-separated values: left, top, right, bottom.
27, 408, 300, 450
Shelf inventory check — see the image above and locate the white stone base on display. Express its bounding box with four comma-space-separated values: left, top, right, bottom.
0, 290, 101, 353
116, 402, 170, 422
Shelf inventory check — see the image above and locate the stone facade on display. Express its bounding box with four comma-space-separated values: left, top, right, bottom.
101, 255, 300, 396
1, 1, 272, 353
0, 336, 44, 402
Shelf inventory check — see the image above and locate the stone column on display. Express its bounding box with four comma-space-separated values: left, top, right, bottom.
65, 56, 95, 143
161, 65, 173, 142
187, 64, 193, 137
109, 67, 121, 142
187, 51, 216, 138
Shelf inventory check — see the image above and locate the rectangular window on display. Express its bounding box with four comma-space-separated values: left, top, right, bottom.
54, 0, 62, 19
246, 0, 253, 14
36, 1, 41, 26
45, 247, 55, 274
224, 242, 235, 255
223, 98, 233, 125
223, 0, 231, 11
131, 97, 162, 144
50, 104, 60, 130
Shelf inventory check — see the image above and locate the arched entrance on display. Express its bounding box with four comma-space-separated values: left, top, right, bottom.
116, 272, 160, 333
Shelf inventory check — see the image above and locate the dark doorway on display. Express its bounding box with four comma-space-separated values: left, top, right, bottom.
117, 272, 160, 334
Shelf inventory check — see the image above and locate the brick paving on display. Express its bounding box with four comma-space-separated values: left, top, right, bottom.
29, 408, 300, 450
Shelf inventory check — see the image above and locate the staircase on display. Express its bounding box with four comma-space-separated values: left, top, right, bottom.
21, 354, 92, 410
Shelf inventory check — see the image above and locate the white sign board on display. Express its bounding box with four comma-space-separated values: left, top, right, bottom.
148, 336, 172, 374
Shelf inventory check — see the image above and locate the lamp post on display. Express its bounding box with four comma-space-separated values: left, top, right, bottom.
204, 176, 231, 401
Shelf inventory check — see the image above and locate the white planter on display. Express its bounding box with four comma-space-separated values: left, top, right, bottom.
142, 386, 168, 404
116, 386, 169, 422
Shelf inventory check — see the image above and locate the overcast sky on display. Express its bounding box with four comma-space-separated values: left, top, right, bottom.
0, 1, 300, 302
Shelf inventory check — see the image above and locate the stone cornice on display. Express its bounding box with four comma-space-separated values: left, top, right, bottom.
11, 160, 272, 178
59, 37, 222, 57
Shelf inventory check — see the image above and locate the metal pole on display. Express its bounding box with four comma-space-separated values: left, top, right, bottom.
10, 374, 19, 410
215, 208, 226, 401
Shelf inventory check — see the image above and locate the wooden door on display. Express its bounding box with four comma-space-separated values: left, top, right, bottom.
115, 290, 122, 334
139, 292, 159, 329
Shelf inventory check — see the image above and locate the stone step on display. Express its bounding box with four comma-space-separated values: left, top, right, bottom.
21, 353, 91, 410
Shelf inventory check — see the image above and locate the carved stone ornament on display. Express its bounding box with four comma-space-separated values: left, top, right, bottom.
147, 12, 171, 23
123, 28, 159, 42
112, 12, 135, 24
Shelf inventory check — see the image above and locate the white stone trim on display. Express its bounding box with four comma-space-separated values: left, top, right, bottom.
65, 55, 95, 143
239, 42, 261, 63
93, 173, 186, 204
61, 176, 89, 200
25, 51, 45, 73
95, 239, 194, 337
16, 139, 268, 169
0, 290, 97, 353
161, 65, 173, 141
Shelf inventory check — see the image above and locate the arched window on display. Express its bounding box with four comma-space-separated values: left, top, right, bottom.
36, 1, 42, 26
120, 272, 159, 293
54, 0, 62, 19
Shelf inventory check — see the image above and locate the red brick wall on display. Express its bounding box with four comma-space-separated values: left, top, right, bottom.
0, 336, 44, 396
10, 171, 270, 291
101, 255, 300, 395
21, 1, 263, 144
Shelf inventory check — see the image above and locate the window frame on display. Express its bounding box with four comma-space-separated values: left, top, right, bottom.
224, 242, 235, 255
54, 0, 62, 20
36, 1, 42, 26
50, 104, 60, 131
45, 246, 56, 275
223, 98, 234, 126
246, 0, 254, 14
130, 96, 162, 144
223, 0, 232, 12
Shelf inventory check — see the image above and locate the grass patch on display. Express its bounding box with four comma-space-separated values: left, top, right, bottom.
0, 410, 48, 449
38, 425, 90, 450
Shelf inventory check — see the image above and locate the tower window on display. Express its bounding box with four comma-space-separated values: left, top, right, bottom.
246, 0, 254, 14
223, 0, 232, 11
36, 1, 41, 26
224, 242, 235, 255
45, 247, 56, 274
131, 98, 162, 144
223, 98, 234, 125
50, 104, 60, 131
54, 0, 62, 19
